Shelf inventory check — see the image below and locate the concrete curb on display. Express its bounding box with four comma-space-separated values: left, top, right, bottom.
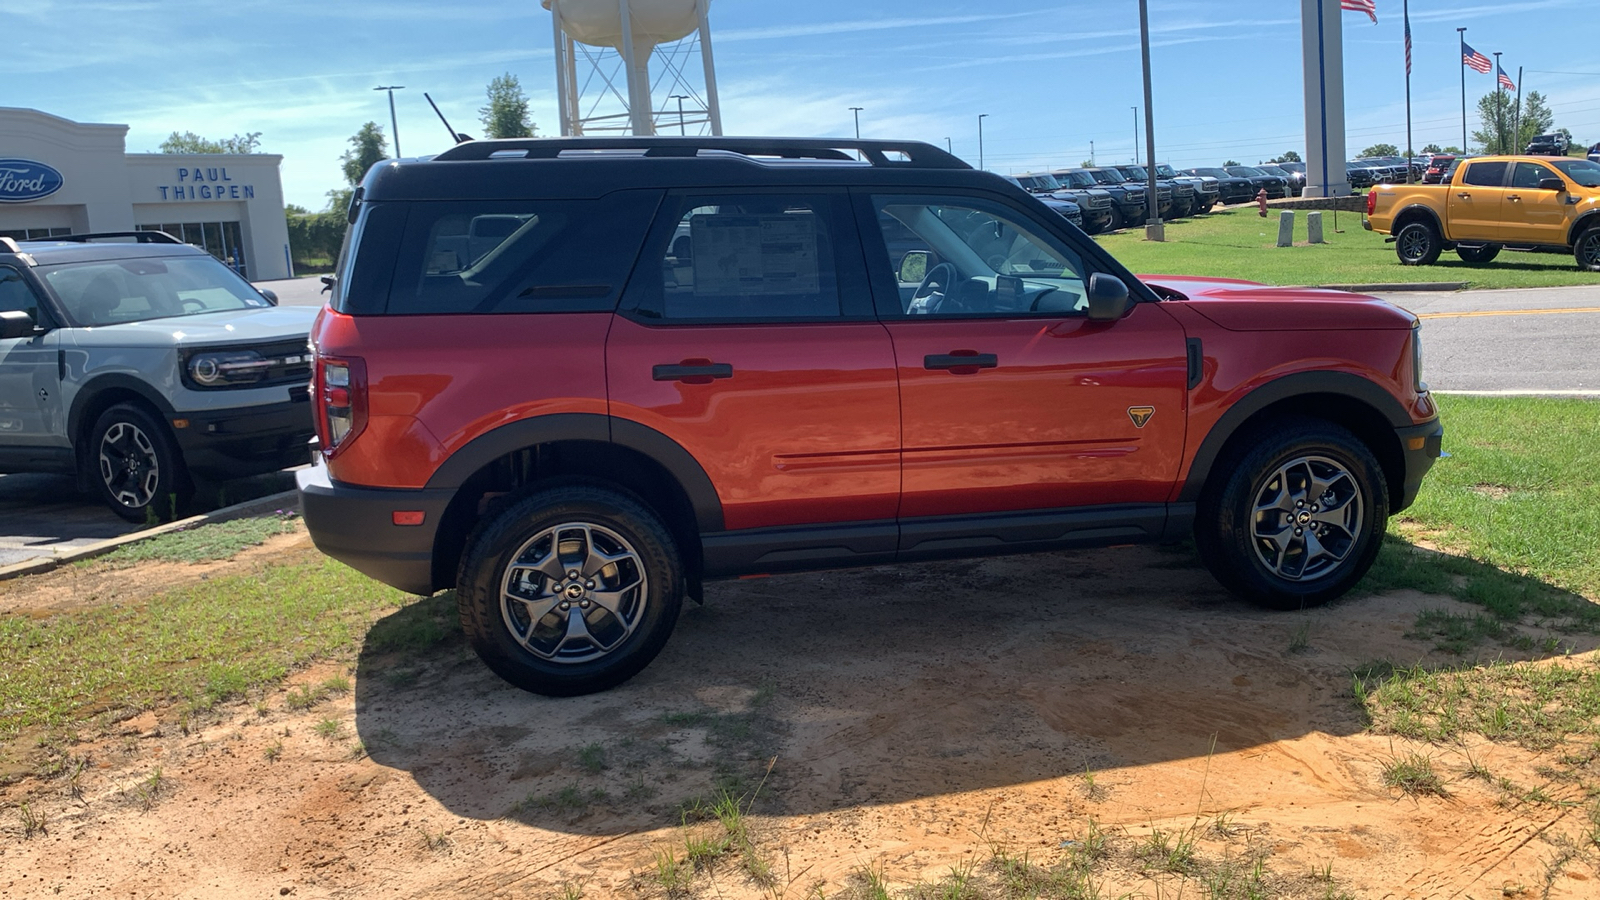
0, 488, 301, 583
1315, 282, 1469, 292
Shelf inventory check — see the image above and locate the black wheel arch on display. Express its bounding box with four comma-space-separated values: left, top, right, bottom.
1179, 371, 1413, 512
1568, 211, 1600, 248
68, 376, 180, 488
423, 413, 722, 596
1390, 204, 1444, 238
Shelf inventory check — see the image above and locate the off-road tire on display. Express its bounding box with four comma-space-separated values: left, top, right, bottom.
88, 402, 191, 523
1575, 225, 1600, 272
1194, 418, 1388, 611
1456, 244, 1501, 264
455, 483, 683, 697
1395, 220, 1443, 266
1106, 205, 1124, 231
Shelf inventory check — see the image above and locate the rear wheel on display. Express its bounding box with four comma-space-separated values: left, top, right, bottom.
1576, 225, 1600, 272
1195, 419, 1388, 610
1395, 221, 1442, 266
455, 483, 683, 696
89, 403, 191, 522
1456, 244, 1501, 264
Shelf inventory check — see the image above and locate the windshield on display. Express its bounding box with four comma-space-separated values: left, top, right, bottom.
1154, 165, 1179, 177
1058, 171, 1096, 187
1551, 159, 1600, 187
1190, 168, 1227, 178
1227, 166, 1266, 177
1259, 165, 1289, 176
1121, 166, 1151, 180
1088, 170, 1124, 185
41, 255, 271, 327
1279, 162, 1306, 173
1028, 173, 1063, 190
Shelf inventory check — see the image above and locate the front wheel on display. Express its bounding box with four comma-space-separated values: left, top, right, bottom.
455, 483, 683, 696
1395, 221, 1443, 266
1105, 205, 1124, 231
1576, 225, 1600, 272
89, 403, 191, 522
1195, 419, 1388, 610
1456, 244, 1501, 264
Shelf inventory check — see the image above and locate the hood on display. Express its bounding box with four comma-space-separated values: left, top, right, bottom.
69, 305, 320, 349
1137, 275, 1417, 331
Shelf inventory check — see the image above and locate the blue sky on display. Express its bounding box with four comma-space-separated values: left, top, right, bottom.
10, 0, 1599, 210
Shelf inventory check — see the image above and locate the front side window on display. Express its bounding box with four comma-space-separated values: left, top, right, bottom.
634, 194, 844, 321
40, 256, 270, 327
0, 266, 41, 322
1462, 161, 1508, 187
1511, 162, 1558, 190
871, 195, 1089, 318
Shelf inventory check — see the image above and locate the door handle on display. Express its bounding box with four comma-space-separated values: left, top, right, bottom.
925, 351, 998, 371
653, 361, 733, 382
1507, 194, 1522, 202
1456, 192, 1471, 199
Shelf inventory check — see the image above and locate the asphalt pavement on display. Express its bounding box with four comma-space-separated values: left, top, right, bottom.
2, 278, 1595, 569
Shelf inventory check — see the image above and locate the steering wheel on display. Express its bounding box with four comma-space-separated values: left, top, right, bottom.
908, 262, 959, 315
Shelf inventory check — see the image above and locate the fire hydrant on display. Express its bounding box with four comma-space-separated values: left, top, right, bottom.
1256, 189, 1269, 217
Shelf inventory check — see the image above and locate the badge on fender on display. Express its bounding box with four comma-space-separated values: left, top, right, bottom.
1128, 406, 1155, 428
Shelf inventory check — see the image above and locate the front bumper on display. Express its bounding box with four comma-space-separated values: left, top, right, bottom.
297, 458, 455, 596
171, 396, 314, 480
1394, 418, 1445, 513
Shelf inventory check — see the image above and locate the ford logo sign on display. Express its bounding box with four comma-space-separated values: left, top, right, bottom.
0, 159, 65, 203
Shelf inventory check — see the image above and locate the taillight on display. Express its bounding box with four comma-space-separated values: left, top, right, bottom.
1366, 190, 1377, 216
314, 355, 367, 455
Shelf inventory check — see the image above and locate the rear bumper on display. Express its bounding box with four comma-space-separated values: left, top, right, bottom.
172, 397, 314, 480
297, 458, 453, 595
1394, 418, 1445, 513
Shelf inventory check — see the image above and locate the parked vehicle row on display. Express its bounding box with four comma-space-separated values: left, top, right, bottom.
1014, 164, 1229, 234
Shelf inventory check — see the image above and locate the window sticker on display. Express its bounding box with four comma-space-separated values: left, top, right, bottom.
691, 213, 821, 296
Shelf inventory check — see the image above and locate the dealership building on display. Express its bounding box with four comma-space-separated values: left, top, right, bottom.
0, 107, 292, 281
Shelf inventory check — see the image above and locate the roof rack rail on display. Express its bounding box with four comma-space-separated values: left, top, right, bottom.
42, 231, 184, 245
0, 236, 20, 254
432, 136, 969, 170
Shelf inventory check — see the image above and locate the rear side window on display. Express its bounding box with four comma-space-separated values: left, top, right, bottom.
1462, 161, 1508, 187
0, 266, 41, 322
375, 190, 660, 315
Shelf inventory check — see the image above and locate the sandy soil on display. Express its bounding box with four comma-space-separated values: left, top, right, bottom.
3, 535, 1599, 899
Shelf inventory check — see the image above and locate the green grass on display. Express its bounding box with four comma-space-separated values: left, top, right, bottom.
0, 558, 410, 748
92, 514, 300, 567
1363, 658, 1600, 750
1096, 206, 1600, 289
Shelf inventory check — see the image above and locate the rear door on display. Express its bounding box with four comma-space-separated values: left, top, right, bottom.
855, 190, 1189, 526
606, 190, 901, 536
1447, 160, 1509, 242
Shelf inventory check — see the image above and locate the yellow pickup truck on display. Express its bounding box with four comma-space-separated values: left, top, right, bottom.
1364, 155, 1600, 271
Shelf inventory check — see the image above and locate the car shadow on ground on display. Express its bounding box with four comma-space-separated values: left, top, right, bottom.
353, 540, 1592, 837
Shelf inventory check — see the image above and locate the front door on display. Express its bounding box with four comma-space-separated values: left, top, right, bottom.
1447, 159, 1510, 243
857, 192, 1189, 521
0, 265, 62, 462
1502, 161, 1570, 245
607, 191, 900, 533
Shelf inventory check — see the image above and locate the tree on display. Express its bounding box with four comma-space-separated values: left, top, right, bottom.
1359, 143, 1399, 158
1080, 159, 1095, 168
1222, 159, 1240, 167
1272, 150, 1302, 163
1421, 143, 1442, 154
1474, 90, 1554, 155
159, 131, 262, 154
480, 73, 536, 139
340, 122, 389, 188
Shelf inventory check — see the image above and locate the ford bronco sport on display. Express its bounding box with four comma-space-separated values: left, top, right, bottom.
298, 137, 1443, 696
1, 232, 316, 520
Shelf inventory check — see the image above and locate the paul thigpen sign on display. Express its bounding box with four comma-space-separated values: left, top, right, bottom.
158, 166, 256, 202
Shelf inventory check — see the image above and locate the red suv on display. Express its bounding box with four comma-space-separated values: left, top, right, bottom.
299, 137, 1442, 696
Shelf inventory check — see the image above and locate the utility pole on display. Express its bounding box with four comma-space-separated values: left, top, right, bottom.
849, 107, 863, 139
1138, 0, 1163, 241
1514, 67, 1524, 152
374, 85, 405, 158
944, 137, 952, 153
1131, 106, 1139, 165
1458, 28, 1468, 152
1493, 51, 1504, 153
671, 95, 690, 135
978, 114, 989, 170
1090, 140, 1095, 165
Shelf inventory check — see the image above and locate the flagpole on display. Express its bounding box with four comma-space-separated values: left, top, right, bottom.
1404, 0, 1413, 182
1458, 28, 1468, 152
1514, 66, 1523, 152
1493, 52, 1503, 153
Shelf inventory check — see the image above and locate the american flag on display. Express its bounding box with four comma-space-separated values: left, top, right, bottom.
1403, 11, 1412, 75
1463, 43, 1492, 74
1497, 66, 1516, 91
1342, 0, 1377, 23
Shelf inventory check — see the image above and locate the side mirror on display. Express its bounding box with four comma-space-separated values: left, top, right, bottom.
258, 289, 279, 306
319, 274, 337, 295
1538, 177, 1566, 192
898, 250, 931, 284
1086, 273, 1131, 322
0, 309, 37, 339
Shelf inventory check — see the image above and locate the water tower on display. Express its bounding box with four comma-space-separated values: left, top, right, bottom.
544, 0, 723, 136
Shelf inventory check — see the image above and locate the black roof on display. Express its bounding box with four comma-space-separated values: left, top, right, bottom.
358, 136, 1001, 202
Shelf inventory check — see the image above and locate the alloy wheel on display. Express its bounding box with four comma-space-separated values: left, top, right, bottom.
98, 421, 160, 509
1250, 455, 1365, 582
499, 522, 649, 664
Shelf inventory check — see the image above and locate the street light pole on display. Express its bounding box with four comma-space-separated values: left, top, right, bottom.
375, 85, 405, 157
1090, 140, 1095, 165
945, 137, 952, 153
978, 114, 989, 170
1138, 0, 1163, 241
849, 107, 863, 140
1492, 51, 1504, 153
1131, 106, 1139, 165
670, 95, 690, 135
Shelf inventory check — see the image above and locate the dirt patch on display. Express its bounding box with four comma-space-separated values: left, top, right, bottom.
3, 543, 1599, 898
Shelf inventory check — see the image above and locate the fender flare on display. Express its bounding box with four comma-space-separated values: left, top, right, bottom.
1390, 204, 1444, 235
423, 412, 724, 533
1178, 371, 1412, 503
68, 374, 178, 446
1568, 210, 1600, 248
